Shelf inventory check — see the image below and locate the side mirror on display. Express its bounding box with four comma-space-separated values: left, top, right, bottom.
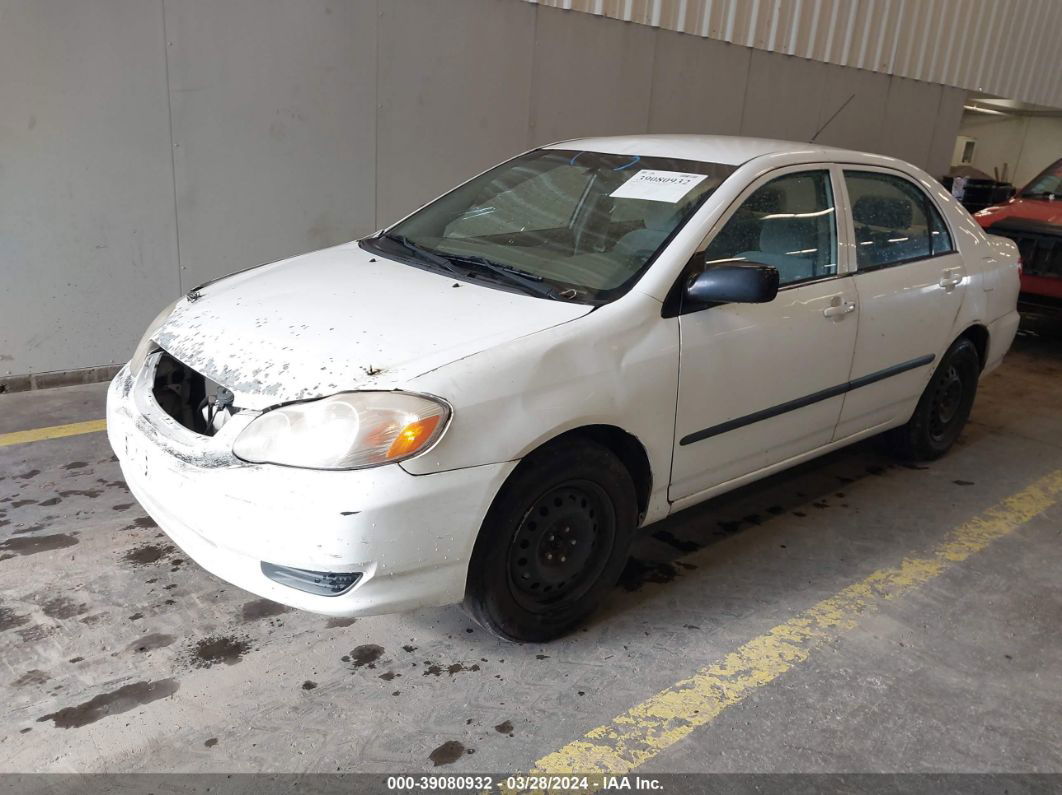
685, 263, 779, 305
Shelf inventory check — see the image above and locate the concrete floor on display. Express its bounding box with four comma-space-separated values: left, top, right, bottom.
1, 334, 1060, 776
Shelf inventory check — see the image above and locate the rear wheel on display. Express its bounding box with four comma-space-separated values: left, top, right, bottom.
463, 441, 638, 642
885, 337, 980, 461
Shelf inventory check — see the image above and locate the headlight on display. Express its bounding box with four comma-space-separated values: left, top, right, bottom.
232, 392, 451, 470
130, 298, 180, 374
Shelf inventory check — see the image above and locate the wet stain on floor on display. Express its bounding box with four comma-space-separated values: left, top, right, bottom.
0, 533, 79, 558
58, 489, 103, 499
240, 598, 291, 623
122, 543, 176, 567
618, 558, 679, 591
325, 617, 357, 628
494, 720, 514, 735
651, 529, 700, 553
344, 644, 384, 669
41, 596, 88, 620
13, 669, 51, 687
17, 624, 56, 643
127, 633, 177, 653
429, 740, 466, 766
423, 661, 481, 677
188, 635, 251, 669
37, 679, 179, 729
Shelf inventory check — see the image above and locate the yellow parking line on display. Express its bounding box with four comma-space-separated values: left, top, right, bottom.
0, 419, 107, 448
530, 469, 1062, 779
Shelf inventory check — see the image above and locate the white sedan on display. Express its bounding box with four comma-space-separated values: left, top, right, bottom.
107, 135, 1021, 641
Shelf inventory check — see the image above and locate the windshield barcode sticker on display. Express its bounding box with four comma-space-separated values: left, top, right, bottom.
609, 170, 709, 203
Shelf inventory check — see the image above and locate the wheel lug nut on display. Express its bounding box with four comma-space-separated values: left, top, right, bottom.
560, 556, 566, 563
570, 540, 576, 546
545, 553, 553, 561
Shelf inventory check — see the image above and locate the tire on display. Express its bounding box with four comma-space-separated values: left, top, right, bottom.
463, 440, 638, 642
885, 337, 980, 461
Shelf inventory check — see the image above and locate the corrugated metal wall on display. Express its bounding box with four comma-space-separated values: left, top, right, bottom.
525, 0, 1062, 108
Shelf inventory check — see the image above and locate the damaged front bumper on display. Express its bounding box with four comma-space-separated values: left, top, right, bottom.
106, 357, 515, 617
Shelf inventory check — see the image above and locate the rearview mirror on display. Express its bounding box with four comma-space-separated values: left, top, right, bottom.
685, 263, 779, 305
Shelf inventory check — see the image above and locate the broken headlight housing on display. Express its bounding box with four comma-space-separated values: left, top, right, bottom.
232, 392, 451, 470
130, 297, 180, 375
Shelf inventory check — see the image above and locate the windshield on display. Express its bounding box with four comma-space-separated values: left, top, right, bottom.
363, 149, 736, 303
1020, 158, 1062, 199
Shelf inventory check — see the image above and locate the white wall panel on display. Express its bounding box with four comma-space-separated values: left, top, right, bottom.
959, 113, 1062, 187
878, 76, 943, 167
527, 0, 1062, 108
0, 0, 179, 376
812, 63, 891, 153
926, 85, 968, 178
740, 50, 828, 141
164, 0, 378, 291
529, 9, 657, 144
648, 31, 751, 135
376, 0, 537, 225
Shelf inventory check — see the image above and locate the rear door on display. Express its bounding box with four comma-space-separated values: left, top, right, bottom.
669, 165, 859, 503
834, 168, 967, 439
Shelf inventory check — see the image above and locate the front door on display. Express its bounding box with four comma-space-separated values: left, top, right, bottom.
834, 168, 968, 439
670, 166, 859, 503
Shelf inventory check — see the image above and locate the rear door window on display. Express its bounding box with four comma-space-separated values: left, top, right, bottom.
844, 171, 952, 270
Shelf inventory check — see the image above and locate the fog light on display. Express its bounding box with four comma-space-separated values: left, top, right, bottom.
261, 562, 361, 596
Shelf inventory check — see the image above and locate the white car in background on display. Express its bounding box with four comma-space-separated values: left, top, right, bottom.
108, 135, 1021, 642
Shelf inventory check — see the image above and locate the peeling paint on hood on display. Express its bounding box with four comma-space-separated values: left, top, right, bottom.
154, 242, 591, 409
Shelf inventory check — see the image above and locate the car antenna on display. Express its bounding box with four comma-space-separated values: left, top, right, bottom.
810, 93, 855, 143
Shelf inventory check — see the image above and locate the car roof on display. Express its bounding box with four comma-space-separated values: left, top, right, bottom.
543, 134, 870, 167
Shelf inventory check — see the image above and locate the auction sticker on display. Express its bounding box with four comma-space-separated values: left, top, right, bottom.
610, 169, 708, 203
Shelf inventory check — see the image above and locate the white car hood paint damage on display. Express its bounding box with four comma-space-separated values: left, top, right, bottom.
154, 242, 591, 410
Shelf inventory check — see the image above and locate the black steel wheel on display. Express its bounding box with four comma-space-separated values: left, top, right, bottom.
507, 481, 615, 613
885, 337, 980, 461
464, 441, 638, 642
927, 363, 964, 443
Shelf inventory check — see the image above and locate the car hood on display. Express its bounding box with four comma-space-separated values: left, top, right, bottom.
154, 242, 591, 410
975, 198, 1062, 228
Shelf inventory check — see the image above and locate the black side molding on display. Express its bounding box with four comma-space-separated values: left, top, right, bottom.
679, 354, 936, 447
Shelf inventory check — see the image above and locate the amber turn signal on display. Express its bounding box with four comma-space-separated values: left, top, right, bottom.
387, 415, 443, 459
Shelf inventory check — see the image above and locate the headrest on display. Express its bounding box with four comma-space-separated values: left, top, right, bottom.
852, 195, 912, 229
760, 218, 816, 255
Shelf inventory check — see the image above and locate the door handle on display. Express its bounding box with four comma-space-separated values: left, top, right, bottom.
939, 272, 963, 290
823, 300, 856, 318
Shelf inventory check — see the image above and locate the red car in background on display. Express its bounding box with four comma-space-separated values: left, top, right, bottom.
975, 158, 1062, 327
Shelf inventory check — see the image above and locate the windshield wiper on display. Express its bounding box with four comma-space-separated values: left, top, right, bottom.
1021, 191, 1056, 200
372, 233, 573, 301
439, 253, 564, 300
374, 233, 465, 276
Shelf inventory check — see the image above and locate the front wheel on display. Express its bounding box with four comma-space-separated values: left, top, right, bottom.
463, 441, 638, 642
885, 337, 980, 461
